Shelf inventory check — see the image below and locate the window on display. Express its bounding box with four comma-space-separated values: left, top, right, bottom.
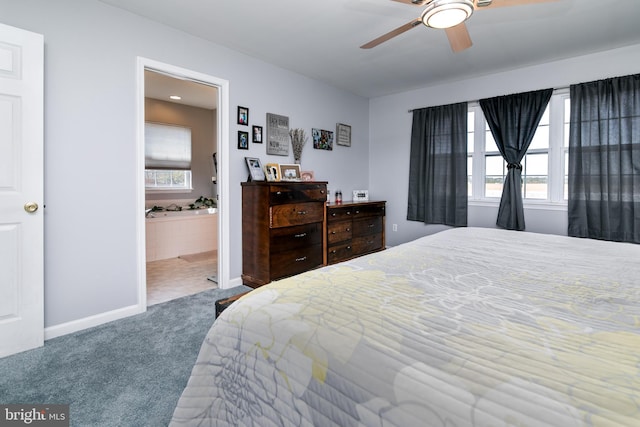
467, 90, 569, 204
145, 122, 192, 191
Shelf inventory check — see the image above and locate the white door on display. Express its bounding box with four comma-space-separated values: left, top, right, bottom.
0, 23, 44, 358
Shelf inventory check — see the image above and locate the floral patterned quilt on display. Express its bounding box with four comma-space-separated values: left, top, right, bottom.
171, 227, 640, 426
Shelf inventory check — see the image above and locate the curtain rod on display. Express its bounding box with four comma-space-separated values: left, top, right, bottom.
407, 87, 567, 113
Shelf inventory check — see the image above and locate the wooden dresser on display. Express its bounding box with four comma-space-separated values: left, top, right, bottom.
241, 181, 328, 288
326, 200, 386, 264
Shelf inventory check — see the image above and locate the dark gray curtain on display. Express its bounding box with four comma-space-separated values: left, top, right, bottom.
407, 102, 467, 226
480, 89, 553, 230
568, 74, 640, 244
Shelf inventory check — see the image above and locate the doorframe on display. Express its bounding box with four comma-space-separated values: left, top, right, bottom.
135, 57, 231, 310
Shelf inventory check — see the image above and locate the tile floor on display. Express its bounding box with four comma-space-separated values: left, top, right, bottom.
146, 250, 218, 306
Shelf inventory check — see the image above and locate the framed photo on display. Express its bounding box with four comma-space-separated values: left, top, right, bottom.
265, 163, 280, 182
279, 164, 301, 181
336, 123, 351, 147
237, 106, 249, 125
252, 125, 263, 143
301, 170, 315, 181
245, 157, 265, 181
353, 190, 369, 201
312, 128, 333, 151
266, 113, 290, 156
238, 131, 249, 149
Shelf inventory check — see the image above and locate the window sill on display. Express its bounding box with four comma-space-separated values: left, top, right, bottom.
469, 199, 567, 211
145, 188, 193, 194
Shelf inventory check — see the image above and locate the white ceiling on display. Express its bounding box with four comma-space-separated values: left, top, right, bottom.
107, 0, 640, 99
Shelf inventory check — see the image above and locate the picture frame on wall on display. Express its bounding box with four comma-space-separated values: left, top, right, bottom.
279, 164, 302, 181
245, 157, 265, 181
238, 131, 249, 149
336, 123, 351, 147
266, 113, 290, 156
252, 125, 263, 143
237, 106, 249, 125
312, 128, 334, 151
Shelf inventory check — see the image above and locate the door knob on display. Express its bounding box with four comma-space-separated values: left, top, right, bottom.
24, 202, 39, 213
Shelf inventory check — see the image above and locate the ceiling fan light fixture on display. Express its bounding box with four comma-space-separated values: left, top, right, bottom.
421, 0, 474, 29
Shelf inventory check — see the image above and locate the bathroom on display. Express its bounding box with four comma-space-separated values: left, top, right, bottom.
144, 71, 219, 305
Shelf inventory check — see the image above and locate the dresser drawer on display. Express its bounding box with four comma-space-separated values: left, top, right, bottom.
327, 206, 352, 222
327, 220, 352, 244
270, 202, 324, 228
352, 233, 383, 255
271, 223, 322, 252
353, 216, 383, 236
327, 243, 353, 264
270, 184, 327, 204
270, 244, 323, 279
352, 203, 385, 218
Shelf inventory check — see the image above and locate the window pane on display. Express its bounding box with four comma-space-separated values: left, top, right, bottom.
467, 156, 473, 197
528, 125, 549, 150
485, 155, 504, 197
523, 153, 548, 199
564, 151, 569, 200
524, 153, 548, 175
485, 130, 498, 152
145, 169, 192, 190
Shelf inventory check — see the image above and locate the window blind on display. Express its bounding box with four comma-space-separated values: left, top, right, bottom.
145, 122, 192, 170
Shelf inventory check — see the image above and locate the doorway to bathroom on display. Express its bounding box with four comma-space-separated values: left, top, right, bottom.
136, 58, 231, 308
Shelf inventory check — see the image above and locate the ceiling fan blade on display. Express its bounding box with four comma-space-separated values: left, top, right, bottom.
476, 0, 558, 9
445, 23, 472, 52
392, 0, 430, 6
360, 19, 422, 49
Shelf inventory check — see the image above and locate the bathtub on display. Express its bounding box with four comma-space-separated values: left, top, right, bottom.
145, 207, 218, 262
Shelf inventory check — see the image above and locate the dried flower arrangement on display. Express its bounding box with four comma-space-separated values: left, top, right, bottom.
289, 128, 308, 164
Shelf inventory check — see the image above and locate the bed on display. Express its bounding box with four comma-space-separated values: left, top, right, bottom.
170, 227, 640, 426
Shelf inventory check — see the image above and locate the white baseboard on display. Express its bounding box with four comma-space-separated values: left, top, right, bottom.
44, 276, 246, 340
44, 303, 145, 340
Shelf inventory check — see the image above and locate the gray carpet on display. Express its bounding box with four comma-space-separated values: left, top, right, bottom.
0, 285, 251, 427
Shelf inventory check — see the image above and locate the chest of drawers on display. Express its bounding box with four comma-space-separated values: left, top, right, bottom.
241, 181, 328, 288
326, 200, 386, 264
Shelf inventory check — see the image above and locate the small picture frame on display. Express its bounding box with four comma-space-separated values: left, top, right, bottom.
237, 106, 249, 125
312, 128, 333, 151
245, 157, 265, 181
336, 123, 351, 147
301, 170, 315, 181
353, 190, 369, 201
252, 125, 263, 143
279, 164, 301, 181
265, 163, 280, 182
238, 131, 249, 149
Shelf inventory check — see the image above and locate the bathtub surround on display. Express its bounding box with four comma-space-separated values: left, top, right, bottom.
0, 286, 251, 426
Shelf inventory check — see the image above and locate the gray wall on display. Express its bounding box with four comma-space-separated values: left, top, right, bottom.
369, 44, 640, 247
1, 0, 369, 329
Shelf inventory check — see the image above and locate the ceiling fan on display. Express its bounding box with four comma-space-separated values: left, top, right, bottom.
361, 0, 558, 52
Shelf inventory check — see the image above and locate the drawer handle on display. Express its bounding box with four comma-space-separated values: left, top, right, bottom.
298, 211, 307, 215
320, 190, 325, 194
331, 231, 336, 235
295, 256, 307, 262
346, 228, 350, 232
355, 210, 360, 214
330, 250, 336, 254
347, 246, 351, 250
331, 213, 336, 217
294, 233, 307, 238
347, 211, 351, 215
276, 191, 282, 195
368, 224, 375, 228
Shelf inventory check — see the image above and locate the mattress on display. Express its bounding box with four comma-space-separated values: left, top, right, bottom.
171, 227, 640, 426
